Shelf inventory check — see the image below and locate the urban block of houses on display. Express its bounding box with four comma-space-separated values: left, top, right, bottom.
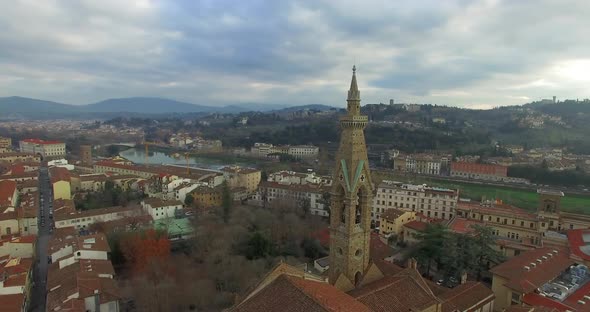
0, 257, 34, 311
46, 232, 120, 311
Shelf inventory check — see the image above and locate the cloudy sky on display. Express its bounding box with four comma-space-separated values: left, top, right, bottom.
0, 0, 589, 108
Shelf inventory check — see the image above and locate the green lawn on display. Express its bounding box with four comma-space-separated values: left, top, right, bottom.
374, 172, 590, 215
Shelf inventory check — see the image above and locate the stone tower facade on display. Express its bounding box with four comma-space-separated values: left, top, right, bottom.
537, 189, 564, 230
329, 66, 374, 288
80, 145, 92, 166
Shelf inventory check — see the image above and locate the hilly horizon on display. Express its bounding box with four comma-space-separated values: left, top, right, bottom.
0, 96, 339, 116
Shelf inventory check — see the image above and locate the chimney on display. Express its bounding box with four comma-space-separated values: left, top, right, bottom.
407, 258, 418, 270
460, 271, 468, 284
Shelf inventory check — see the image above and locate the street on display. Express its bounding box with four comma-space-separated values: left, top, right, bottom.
28, 166, 53, 312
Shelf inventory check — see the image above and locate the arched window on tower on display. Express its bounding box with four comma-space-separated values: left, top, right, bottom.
355, 189, 362, 224
341, 202, 346, 224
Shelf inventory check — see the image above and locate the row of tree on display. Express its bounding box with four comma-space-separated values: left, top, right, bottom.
409, 223, 505, 281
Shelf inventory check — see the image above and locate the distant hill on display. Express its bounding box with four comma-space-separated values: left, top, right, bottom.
0, 96, 80, 114
272, 104, 337, 113
84, 97, 220, 113
0, 96, 334, 117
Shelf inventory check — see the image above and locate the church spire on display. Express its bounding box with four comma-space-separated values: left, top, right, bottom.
347, 65, 361, 115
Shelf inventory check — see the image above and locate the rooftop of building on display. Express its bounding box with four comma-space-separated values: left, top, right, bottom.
446, 217, 484, 235
142, 197, 183, 208
233, 271, 370, 312
381, 208, 411, 222
0, 180, 17, 207
154, 217, 193, 237
490, 247, 575, 294
21, 138, 63, 145
50, 166, 71, 183
457, 200, 538, 221
403, 220, 429, 232
538, 189, 565, 197
48, 232, 111, 258
0, 294, 24, 311
568, 229, 590, 262
54, 205, 140, 222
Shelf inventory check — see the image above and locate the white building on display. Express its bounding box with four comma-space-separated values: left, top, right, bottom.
372, 181, 459, 222
253, 181, 329, 217
141, 198, 183, 220
19, 139, 66, 158
53, 205, 140, 229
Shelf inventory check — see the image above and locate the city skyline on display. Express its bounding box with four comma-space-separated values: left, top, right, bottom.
0, 0, 589, 109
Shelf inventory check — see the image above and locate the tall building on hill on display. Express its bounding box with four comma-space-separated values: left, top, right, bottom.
329, 66, 374, 287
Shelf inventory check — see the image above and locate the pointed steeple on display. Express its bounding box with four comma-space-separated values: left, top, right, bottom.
347, 65, 361, 115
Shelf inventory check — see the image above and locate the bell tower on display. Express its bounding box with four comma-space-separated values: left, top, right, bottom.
329, 66, 374, 288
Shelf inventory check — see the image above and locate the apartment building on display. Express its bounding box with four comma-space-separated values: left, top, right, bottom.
372, 181, 459, 223
253, 181, 328, 217
0, 136, 11, 152
0, 153, 40, 164
19, 139, 65, 158
251, 143, 319, 160
221, 166, 261, 194
450, 162, 507, 181
141, 198, 183, 220
54, 205, 141, 229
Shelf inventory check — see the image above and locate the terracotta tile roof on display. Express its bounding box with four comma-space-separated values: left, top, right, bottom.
403, 220, 428, 232
54, 204, 140, 222
446, 217, 483, 235
439, 281, 494, 312
233, 274, 370, 312
3, 273, 27, 287
451, 161, 507, 176
349, 268, 440, 312
563, 279, 590, 310
457, 201, 538, 221
22, 138, 63, 145
48, 233, 110, 260
0, 180, 17, 207
0, 294, 24, 311
370, 233, 395, 261
523, 293, 573, 311
380, 208, 408, 222
568, 229, 590, 261
50, 166, 71, 183
490, 247, 574, 293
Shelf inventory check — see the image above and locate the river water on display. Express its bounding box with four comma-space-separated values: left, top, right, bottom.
119, 148, 253, 170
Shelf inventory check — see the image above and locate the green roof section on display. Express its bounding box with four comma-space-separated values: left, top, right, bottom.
154, 217, 194, 237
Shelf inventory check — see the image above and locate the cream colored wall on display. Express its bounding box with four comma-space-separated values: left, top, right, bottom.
380, 211, 416, 237
491, 275, 512, 311
0, 219, 19, 236
53, 180, 71, 200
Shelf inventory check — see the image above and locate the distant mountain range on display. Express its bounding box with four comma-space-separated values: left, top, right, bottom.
0, 96, 338, 118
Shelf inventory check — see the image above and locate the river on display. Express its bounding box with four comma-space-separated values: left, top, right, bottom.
119, 148, 253, 170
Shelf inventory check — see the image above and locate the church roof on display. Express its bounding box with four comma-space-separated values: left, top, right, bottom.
232, 274, 370, 312
348, 268, 441, 312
